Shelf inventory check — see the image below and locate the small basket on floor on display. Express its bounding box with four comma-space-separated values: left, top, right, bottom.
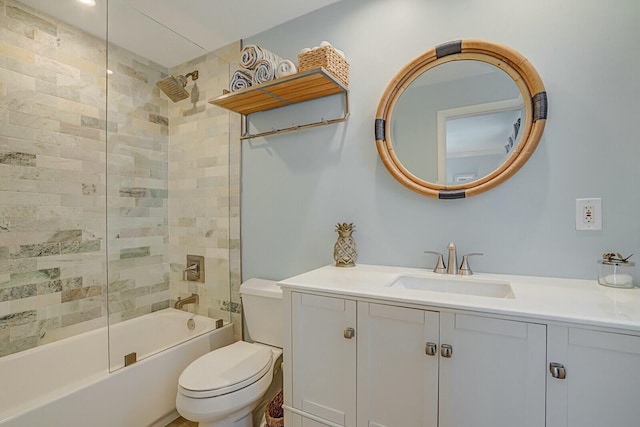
265, 389, 284, 427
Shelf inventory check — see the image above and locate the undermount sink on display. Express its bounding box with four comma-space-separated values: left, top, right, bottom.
386, 274, 515, 299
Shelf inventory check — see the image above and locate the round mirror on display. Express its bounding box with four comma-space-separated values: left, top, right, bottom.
375, 40, 547, 199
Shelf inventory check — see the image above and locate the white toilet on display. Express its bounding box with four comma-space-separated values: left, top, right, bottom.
176, 278, 283, 427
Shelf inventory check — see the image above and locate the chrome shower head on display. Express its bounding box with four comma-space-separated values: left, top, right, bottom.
156, 70, 199, 102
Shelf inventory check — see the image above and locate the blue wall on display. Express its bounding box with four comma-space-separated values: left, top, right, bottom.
242, 0, 640, 282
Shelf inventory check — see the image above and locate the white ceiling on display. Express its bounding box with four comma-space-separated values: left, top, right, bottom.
19, 0, 342, 68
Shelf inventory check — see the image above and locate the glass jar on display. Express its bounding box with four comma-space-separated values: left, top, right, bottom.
597, 260, 635, 288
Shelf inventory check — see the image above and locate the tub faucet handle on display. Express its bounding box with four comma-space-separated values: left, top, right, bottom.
459, 253, 483, 275
424, 251, 447, 274
183, 263, 199, 281
184, 263, 199, 272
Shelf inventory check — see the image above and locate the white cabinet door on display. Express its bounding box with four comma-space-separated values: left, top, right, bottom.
291, 292, 357, 426
287, 411, 335, 427
439, 313, 546, 427
548, 327, 640, 427
357, 302, 439, 427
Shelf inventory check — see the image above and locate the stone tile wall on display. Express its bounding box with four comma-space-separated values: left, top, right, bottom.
0, 0, 242, 356
168, 44, 242, 339
105, 41, 171, 326
0, 0, 110, 356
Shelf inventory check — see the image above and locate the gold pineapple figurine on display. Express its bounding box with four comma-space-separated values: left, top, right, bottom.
334, 223, 357, 267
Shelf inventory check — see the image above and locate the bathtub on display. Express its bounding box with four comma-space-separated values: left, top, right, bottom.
0, 308, 234, 427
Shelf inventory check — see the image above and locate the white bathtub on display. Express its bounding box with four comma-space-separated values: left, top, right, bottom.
0, 308, 234, 427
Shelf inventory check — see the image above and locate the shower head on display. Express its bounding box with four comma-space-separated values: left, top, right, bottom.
156, 70, 199, 102
156, 75, 189, 102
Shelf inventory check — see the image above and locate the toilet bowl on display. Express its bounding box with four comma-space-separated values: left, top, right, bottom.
176, 341, 282, 427
176, 279, 283, 427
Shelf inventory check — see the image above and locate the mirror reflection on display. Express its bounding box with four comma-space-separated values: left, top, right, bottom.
391, 60, 524, 185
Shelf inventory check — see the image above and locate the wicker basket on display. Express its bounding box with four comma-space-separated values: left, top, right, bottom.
265, 389, 284, 427
298, 45, 349, 87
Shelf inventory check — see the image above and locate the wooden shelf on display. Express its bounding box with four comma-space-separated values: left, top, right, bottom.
209, 67, 348, 115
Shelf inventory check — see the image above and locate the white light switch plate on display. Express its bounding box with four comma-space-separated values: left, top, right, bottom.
576, 198, 602, 231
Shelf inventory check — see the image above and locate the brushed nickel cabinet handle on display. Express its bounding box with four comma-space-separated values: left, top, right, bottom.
549, 362, 566, 379
441, 344, 453, 358
425, 342, 437, 356
344, 327, 355, 339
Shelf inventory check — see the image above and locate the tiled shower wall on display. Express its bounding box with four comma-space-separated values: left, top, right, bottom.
0, 0, 241, 357
168, 45, 242, 339
0, 0, 111, 356
105, 41, 171, 326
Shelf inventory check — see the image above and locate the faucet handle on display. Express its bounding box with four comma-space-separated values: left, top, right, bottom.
183, 263, 200, 281
458, 253, 483, 275
424, 251, 447, 274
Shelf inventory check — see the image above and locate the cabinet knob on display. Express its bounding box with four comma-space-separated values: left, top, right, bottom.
441, 344, 453, 358
425, 342, 437, 356
343, 327, 355, 339
549, 362, 566, 379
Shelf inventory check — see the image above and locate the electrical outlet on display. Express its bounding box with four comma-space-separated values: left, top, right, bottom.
576, 198, 602, 231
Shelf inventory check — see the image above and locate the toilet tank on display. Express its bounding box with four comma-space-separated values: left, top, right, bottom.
240, 278, 283, 348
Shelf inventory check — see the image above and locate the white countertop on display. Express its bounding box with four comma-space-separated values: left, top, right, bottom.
278, 264, 640, 332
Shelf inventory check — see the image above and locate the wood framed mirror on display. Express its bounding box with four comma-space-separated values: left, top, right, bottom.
375, 39, 548, 199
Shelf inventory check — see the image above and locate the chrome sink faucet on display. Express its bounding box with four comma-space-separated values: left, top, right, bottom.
446, 242, 458, 275
425, 242, 483, 275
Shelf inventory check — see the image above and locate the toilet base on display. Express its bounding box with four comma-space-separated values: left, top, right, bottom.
177, 395, 258, 427
196, 408, 252, 427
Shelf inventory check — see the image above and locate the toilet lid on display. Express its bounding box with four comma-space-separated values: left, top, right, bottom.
178, 341, 273, 398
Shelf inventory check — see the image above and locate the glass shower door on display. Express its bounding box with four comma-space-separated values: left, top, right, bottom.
106, 0, 236, 371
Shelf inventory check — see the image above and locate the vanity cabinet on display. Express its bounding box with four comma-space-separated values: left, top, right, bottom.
547, 326, 640, 427
290, 292, 357, 426
286, 291, 546, 427
281, 264, 640, 427
357, 302, 440, 427
358, 302, 546, 427
438, 310, 546, 427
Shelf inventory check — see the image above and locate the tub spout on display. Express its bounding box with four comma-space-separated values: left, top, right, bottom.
175, 293, 199, 310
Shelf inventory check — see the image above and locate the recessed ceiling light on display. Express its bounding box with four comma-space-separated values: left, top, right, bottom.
76, 0, 97, 6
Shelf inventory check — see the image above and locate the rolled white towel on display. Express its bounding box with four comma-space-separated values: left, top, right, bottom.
240, 45, 282, 71
275, 60, 297, 78
319, 41, 345, 59
264, 49, 281, 65
229, 69, 252, 92
302, 42, 345, 59
253, 59, 276, 84
240, 44, 263, 70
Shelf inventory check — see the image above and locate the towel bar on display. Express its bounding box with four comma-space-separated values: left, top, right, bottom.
240, 91, 349, 140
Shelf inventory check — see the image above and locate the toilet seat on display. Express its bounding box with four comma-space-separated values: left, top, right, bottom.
178, 341, 273, 399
